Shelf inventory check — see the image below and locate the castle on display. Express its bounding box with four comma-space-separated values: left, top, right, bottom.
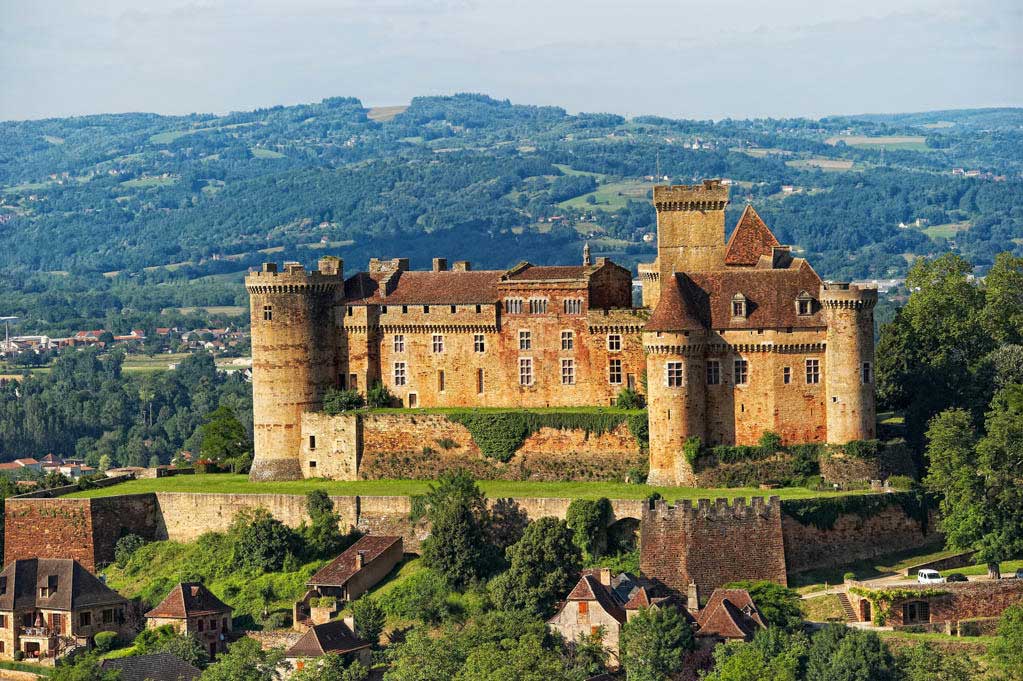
245, 179, 877, 485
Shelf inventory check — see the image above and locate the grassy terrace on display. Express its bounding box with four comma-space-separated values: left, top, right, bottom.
64, 473, 865, 502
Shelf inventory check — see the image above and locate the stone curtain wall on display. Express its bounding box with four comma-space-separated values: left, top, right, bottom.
847, 580, 1023, 626
639, 497, 788, 601
781, 504, 940, 574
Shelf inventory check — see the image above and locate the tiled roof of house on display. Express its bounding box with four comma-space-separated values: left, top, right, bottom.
307, 536, 402, 588
503, 264, 591, 281
645, 274, 705, 332
0, 559, 127, 612
563, 572, 627, 624
696, 589, 765, 641
145, 582, 233, 619
100, 653, 201, 681
285, 620, 370, 658
344, 270, 505, 305
724, 205, 781, 266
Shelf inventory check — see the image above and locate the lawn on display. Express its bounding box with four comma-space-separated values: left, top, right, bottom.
251, 147, 286, 159
121, 176, 179, 188
801, 593, 845, 622
790, 541, 957, 593
825, 135, 929, 151
552, 164, 605, 179
785, 158, 856, 171
65, 472, 867, 503
559, 180, 651, 210
923, 221, 970, 240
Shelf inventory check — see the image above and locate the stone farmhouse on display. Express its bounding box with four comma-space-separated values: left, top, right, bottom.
145, 582, 234, 659
245, 179, 878, 485
0, 558, 131, 662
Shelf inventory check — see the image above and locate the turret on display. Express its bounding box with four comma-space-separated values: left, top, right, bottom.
245, 257, 344, 481
653, 180, 729, 278
820, 282, 878, 444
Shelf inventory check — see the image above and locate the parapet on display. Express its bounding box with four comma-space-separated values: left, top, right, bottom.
645, 495, 780, 521
245, 258, 345, 293
653, 180, 729, 212
369, 257, 410, 275
820, 282, 878, 309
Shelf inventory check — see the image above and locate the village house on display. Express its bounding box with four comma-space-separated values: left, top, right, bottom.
0, 558, 131, 662
144, 583, 233, 659
308, 536, 402, 602
0, 458, 41, 475
694, 588, 766, 644
285, 618, 372, 675
99, 653, 202, 681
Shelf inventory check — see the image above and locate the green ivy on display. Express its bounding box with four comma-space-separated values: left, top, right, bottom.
848, 585, 950, 626
683, 436, 703, 468
445, 410, 647, 462
781, 491, 936, 531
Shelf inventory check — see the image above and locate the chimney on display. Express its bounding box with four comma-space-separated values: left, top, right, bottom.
356, 551, 366, 569
343, 614, 357, 637
317, 256, 343, 277
452, 261, 471, 272
432, 258, 448, 272
595, 257, 607, 267
583, 243, 592, 266
599, 568, 612, 587
772, 246, 793, 269
687, 581, 699, 615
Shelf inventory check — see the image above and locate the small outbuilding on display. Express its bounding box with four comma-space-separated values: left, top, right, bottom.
145, 583, 233, 659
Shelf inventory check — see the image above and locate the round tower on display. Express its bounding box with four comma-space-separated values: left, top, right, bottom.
246, 257, 344, 481
821, 282, 878, 444
644, 330, 706, 486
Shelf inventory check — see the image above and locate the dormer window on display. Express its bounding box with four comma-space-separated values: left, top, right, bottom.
796, 292, 814, 316
731, 294, 748, 319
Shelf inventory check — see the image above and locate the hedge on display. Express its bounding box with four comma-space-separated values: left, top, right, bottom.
781, 491, 936, 531
445, 410, 648, 463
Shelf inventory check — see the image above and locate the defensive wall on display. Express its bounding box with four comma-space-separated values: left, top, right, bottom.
5, 490, 937, 595
298, 411, 646, 482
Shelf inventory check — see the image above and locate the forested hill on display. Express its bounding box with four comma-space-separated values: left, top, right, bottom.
1, 95, 1022, 335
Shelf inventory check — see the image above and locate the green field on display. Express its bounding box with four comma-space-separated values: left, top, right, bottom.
251, 147, 286, 159
552, 163, 605, 179
785, 158, 856, 172
825, 135, 929, 151
923, 221, 970, 240
168, 305, 247, 315
149, 129, 196, 144
559, 179, 651, 210
121, 175, 179, 188
65, 472, 866, 502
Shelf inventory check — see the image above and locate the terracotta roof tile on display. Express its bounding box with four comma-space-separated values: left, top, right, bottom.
344, 270, 504, 305
724, 205, 780, 266
504, 264, 590, 281
285, 620, 370, 658
145, 583, 232, 619
308, 536, 402, 588
0, 559, 127, 612
696, 589, 765, 641
100, 653, 201, 681
646, 275, 705, 332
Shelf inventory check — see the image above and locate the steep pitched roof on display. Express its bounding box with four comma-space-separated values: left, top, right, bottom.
307, 536, 402, 588
696, 589, 765, 641
0, 559, 127, 612
285, 620, 370, 658
145, 583, 232, 619
100, 653, 201, 681
645, 275, 706, 332
563, 573, 626, 623
724, 205, 780, 266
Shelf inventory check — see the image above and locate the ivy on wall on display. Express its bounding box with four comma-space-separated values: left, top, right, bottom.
848, 585, 950, 626
781, 491, 936, 532
444, 410, 648, 463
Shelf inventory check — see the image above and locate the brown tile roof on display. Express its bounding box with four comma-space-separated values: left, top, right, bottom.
100, 653, 201, 681
308, 536, 402, 588
0, 559, 127, 612
344, 270, 504, 305
285, 620, 370, 658
145, 583, 232, 619
564, 573, 626, 624
724, 205, 781, 266
623, 586, 651, 610
696, 589, 765, 641
503, 264, 590, 281
645, 275, 705, 332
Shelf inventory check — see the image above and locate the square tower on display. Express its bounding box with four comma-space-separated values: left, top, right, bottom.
654, 180, 729, 276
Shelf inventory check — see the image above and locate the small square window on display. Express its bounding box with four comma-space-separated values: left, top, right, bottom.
474, 334, 485, 353
607, 334, 622, 352
262, 305, 273, 321
561, 330, 574, 351
450, 305, 456, 313
806, 358, 820, 384
394, 334, 405, 352
519, 330, 531, 350
608, 359, 622, 384
432, 334, 444, 353
309, 460, 317, 469
666, 362, 684, 388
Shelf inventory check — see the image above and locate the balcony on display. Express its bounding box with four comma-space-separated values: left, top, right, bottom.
19, 626, 56, 638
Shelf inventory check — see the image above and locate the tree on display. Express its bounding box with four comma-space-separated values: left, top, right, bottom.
723, 581, 803, 632
200, 637, 285, 681
291, 654, 369, 681
488, 517, 582, 617
457, 631, 568, 681
566, 497, 613, 561
323, 388, 365, 414
351, 596, 385, 646
896, 642, 976, 681
704, 628, 806, 681
619, 606, 695, 681
561, 628, 611, 680
805, 625, 897, 681
981, 252, 1023, 345
198, 405, 251, 471
421, 470, 497, 588
50, 654, 121, 681
229, 507, 299, 573
990, 604, 1023, 681
383, 626, 463, 681
302, 490, 351, 559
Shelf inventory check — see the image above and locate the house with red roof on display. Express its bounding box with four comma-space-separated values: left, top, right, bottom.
285, 618, 371, 674
145, 583, 233, 658
694, 588, 766, 643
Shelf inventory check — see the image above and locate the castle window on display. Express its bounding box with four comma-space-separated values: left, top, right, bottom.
707, 360, 721, 385
564, 299, 583, 315
438, 370, 445, 392
666, 361, 684, 388
309, 460, 316, 469
100, 609, 113, 624
806, 358, 820, 384
394, 334, 405, 353
561, 359, 575, 385
519, 358, 534, 386
381, 306, 387, 314
477, 369, 484, 394
862, 362, 873, 384
731, 294, 748, 319
423, 305, 430, 314
198, 619, 204, 632
734, 359, 749, 385
78, 612, 89, 628
394, 362, 407, 386
402, 305, 408, 314
450, 305, 457, 314
432, 334, 444, 353
308, 435, 316, 450
607, 334, 622, 352
474, 334, 485, 353
347, 306, 354, 317
578, 601, 589, 616
529, 298, 548, 314
475, 305, 482, 313
796, 292, 814, 316
608, 359, 622, 384
783, 367, 791, 384
519, 330, 532, 350
561, 330, 574, 351
506, 298, 523, 314
263, 305, 272, 321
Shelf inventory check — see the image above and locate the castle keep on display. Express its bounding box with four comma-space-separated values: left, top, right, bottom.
246, 179, 876, 484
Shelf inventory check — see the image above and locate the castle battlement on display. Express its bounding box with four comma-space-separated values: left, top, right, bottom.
820, 282, 878, 309
645, 495, 781, 521
653, 180, 729, 212
245, 259, 344, 293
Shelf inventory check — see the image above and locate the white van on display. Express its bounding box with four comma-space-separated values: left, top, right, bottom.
917, 569, 945, 584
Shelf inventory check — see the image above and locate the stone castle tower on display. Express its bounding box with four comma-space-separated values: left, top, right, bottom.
821, 282, 878, 444
245, 258, 344, 481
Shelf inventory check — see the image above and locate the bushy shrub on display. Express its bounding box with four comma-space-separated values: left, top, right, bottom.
114, 534, 147, 569
93, 631, 119, 652
841, 439, 882, 459
378, 568, 452, 624
759, 431, 783, 454
229, 508, 300, 572
435, 438, 458, 450
352, 597, 386, 646
886, 475, 917, 491
566, 498, 613, 560
843, 572, 856, 582
627, 412, 649, 447
263, 611, 292, 629
366, 381, 396, 408
615, 388, 645, 409
683, 436, 703, 468
323, 388, 365, 414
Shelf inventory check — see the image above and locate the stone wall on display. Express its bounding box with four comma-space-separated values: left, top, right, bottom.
781, 503, 939, 574
639, 497, 787, 602
847, 579, 1023, 626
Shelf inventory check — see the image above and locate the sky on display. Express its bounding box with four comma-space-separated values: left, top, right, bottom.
1, 0, 1020, 121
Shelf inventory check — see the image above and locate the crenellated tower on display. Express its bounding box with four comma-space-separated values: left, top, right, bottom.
245, 257, 344, 481
820, 282, 878, 444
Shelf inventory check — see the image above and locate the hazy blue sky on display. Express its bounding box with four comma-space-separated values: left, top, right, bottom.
2, 0, 1020, 121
